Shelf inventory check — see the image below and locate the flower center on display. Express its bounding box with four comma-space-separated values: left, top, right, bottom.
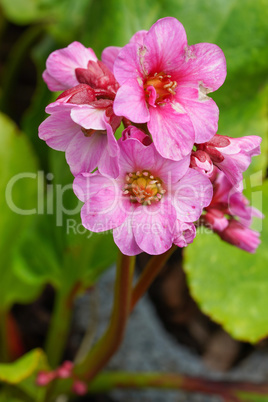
144, 72, 177, 104
123, 170, 166, 205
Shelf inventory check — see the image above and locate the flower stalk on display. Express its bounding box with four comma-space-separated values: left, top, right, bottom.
131, 245, 177, 311
74, 252, 135, 382
88, 371, 268, 401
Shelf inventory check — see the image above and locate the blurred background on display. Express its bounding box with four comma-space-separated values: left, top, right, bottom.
0, 0, 267, 401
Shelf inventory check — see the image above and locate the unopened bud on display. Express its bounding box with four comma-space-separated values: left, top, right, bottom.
72, 380, 87, 395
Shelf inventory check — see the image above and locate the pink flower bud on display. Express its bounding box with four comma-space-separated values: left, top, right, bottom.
36, 371, 56, 386
57, 360, 74, 378
122, 126, 152, 145
219, 220, 261, 253
72, 380, 87, 395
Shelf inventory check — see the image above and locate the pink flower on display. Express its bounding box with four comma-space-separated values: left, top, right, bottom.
196, 134, 262, 185
122, 125, 152, 145
201, 171, 263, 252
36, 371, 56, 386
113, 17, 226, 160
56, 361, 74, 379
73, 135, 213, 255
43, 41, 98, 91
39, 63, 122, 177
218, 220, 261, 253
72, 380, 87, 396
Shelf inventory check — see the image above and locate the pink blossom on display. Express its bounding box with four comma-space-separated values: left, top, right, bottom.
113, 17, 226, 160
218, 220, 261, 253
39, 67, 121, 177
36, 371, 56, 386
72, 380, 87, 395
73, 135, 213, 255
43, 41, 98, 91
201, 171, 263, 252
57, 361, 74, 378
122, 125, 152, 145
197, 134, 262, 185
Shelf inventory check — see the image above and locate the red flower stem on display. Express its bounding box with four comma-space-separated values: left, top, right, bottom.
130, 245, 177, 312
88, 371, 268, 401
74, 252, 135, 382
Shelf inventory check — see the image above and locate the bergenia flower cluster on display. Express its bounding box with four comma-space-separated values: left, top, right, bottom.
39, 17, 263, 255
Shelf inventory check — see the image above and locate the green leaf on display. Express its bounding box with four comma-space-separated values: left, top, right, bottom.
0, 348, 49, 402
0, 112, 42, 310
0, 348, 48, 384
184, 181, 268, 343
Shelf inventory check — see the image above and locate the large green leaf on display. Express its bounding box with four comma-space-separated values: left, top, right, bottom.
184, 181, 268, 343
0, 348, 48, 384
0, 348, 48, 402
0, 113, 42, 310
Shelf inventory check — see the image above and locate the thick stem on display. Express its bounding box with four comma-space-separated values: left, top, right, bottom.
88, 371, 268, 401
45, 284, 80, 368
74, 253, 135, 382
131, 245, 177, 312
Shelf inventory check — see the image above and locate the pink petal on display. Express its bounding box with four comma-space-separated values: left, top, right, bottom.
122, 126, 152, 145
129, 30, 147, 45
152, 151, 191, 183
42, 70, 64, 92
113, 214, 143, 256
114, 42, 143, 84
101, 46, 121, 72
113, 80, 150, 123
178, 42, 227, 92
148, 103, 194, 160
45, 100, 74, 114
173, 221, 196, 247
143, 17, 187, 74
133, 199, 176, 255
118, 137, 156, 175
98, 122, 119, 178
38, 111, 80, 151
177, 86, 219, 143
105, 119, 119, 158
74, 172, 116, 202
70, 105, 106, 130
44, 42, 97, 91
219, 220, 261, 253
219, 136, 262, 156
75, 174, 128, 232
173, 169, 213, 222
215, 154, 249, 185
204, 209, 229, 232
66, 131, 107, 176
